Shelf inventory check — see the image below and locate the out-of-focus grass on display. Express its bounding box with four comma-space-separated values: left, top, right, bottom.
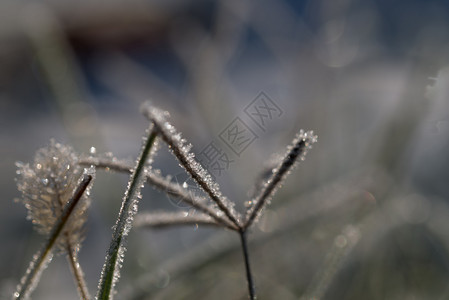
1, 0, 449, 299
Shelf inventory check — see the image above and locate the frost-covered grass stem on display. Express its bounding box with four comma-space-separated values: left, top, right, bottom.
135, 212, 222, 228
244, 131, 317, 230
66, 244, 90, 300
79, 158, 237, 230
14, 174, 92, 300
141, 103, 241, 229
96, 126, 158, 300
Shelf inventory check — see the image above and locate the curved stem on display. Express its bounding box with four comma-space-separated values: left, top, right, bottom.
66, 242, 90, 300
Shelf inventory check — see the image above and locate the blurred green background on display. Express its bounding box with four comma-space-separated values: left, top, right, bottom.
1, 0, 449, 299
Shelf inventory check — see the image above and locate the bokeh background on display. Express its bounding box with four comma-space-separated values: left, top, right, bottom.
1, 0, 449, 299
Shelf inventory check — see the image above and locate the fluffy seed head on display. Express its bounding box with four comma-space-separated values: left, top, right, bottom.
15, 140, 91, 253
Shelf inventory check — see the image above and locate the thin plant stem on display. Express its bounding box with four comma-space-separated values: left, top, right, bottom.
142, 103, 241, 229
79, 158, 131, 174
14, 174, 92, 300
66, 241, 90, 300
239, 230, 255, 300
79, 158, 238, 230
244, 130, 317, 230
96, 127, 158, 300
244, 139, 305, 230
135, 212, 222, 229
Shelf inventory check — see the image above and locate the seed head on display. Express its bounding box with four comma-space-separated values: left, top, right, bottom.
15, 140, 91, 253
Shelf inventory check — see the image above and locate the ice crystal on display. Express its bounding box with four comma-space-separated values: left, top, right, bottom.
134, 211, 219, 228
78, 154, 236, 229
14, 165, 94, 300
141, 102, 241, 228
13, 252, 54, 300
96, 126, 158, 300
15, 140, 92, 252
244, 130, 317, 229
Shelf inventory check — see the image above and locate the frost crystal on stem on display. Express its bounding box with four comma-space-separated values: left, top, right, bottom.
78, 157, 238, 230
141, 102, 241, 228
96, 125, 158, 300
16, 140, 92, 251
14, 167, 93, 300
135, 211, 221, 228
244, 130, 318, 229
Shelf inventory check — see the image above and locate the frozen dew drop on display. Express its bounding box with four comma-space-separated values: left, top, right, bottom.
89, 146, 97, 154
182, 181, 188, 189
